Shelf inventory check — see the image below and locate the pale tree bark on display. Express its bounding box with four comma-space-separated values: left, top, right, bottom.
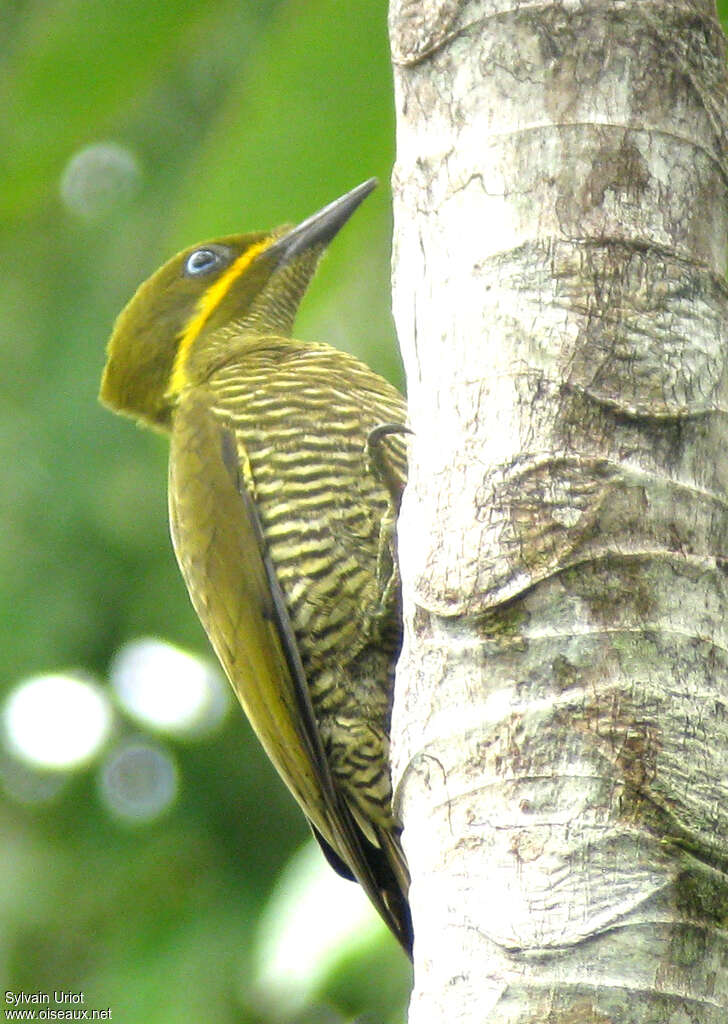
389, 1, 728, 1021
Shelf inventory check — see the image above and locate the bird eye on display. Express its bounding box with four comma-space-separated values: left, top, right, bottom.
185, 248, 222, 276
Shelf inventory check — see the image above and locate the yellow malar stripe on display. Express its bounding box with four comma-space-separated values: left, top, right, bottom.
167, 237, 273, 397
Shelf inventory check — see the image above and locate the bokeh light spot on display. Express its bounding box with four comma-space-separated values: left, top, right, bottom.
98, 738, 178, 824
60, 141, 140, 219
110, 637, 229, 737
2, 673, 113, 771
250, 841, 383, 1017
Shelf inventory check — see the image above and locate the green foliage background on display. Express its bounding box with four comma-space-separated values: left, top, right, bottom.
0, 1, 408, 1021
4, 2, 728, 1021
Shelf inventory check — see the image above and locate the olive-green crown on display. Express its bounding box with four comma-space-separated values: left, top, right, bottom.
100, 179, 377, 429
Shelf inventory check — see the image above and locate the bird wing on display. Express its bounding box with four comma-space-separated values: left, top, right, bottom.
168, 387, 411, 952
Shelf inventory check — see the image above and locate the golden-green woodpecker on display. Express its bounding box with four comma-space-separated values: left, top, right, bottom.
100, 180, 411, 955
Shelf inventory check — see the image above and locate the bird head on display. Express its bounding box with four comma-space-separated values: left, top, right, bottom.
100, 178, 377, 429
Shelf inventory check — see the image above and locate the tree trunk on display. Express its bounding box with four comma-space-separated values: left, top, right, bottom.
389, 1, 728, 1020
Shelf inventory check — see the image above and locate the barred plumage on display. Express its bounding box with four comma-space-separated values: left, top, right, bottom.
209, 343, 406, 819
100, 180, 412, 954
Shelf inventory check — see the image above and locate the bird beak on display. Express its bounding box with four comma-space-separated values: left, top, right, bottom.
267, 178, 378, 265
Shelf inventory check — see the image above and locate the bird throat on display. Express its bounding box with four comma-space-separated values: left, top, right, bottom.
167, 237, 273, 399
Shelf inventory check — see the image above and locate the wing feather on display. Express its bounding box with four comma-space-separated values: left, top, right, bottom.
169, 388, 411, 953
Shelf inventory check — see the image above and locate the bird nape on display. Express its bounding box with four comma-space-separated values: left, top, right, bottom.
100, 179, 412, 957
